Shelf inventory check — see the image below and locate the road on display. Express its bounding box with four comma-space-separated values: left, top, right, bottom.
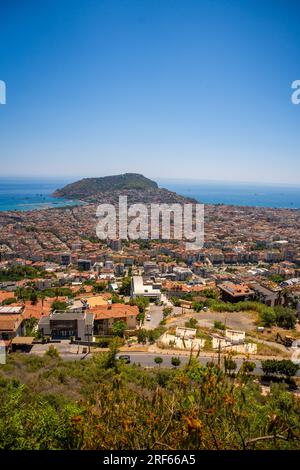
29, 341, 300, 376
143, 304, 163, 330
116, 352, 265, 373
53, 351, 300, 376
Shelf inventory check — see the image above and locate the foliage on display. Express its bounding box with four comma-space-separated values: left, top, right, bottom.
1, 297, 16, 306
180, 293, 194, 301
45, 345, 60, 358
240, 361, 256, 374
261, 359, 299, 378
171, 297, 181, 307
185, 318, 198, 329
162, 306, 173, 318
119, 277, 132, 296
171, 357, 181, 368
154, 357, 163, 366
112, 320, 126, 338
129, 296, 149, 314
93, 283, 106, 293
224, 356, 237, 373
0, 265, 45, 282
274, 306, 297, 329
214, 320, 225, 330
260, 307, 276, 327
137, 329, 148, 344
269, 274, 285, 284
208, 299, 297, 330
192, 301, 204, 312
202, 288, 219, 299
51, 300, 68, 311
111, 293, 124, 303
23, 317, 38, 336
1, 353, 300, 449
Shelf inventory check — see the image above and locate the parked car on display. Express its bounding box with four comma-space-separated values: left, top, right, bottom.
116, 354, 131, 364
146, 314, 151, 321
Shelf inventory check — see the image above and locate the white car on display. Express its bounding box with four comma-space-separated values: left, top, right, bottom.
146, 314, 151, 321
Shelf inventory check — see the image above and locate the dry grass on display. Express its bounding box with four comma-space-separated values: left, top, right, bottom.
255, 342, 290, 358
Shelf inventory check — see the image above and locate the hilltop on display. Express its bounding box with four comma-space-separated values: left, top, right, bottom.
53, 173, 196, 204
53, 173, 158, 199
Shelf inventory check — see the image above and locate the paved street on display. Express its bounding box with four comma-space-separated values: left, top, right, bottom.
116, 352, 264, 373
29, 341, 300, 376
143, 304, 163, 330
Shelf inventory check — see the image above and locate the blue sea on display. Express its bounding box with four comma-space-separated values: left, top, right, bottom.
0, 178, 84, 212
0, 178, 300, 211
158, 180, 300, 209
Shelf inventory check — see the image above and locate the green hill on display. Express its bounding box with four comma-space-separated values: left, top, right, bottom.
53, 173, 158, 199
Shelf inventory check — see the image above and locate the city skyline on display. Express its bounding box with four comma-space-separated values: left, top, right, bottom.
1, 0, 300, 184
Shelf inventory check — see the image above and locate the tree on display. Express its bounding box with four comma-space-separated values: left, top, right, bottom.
278, 360, 299, 377
24, 317, 38, 336
93, 282, 106, 293
119, 277, 132, 296
261, 359, 277, 376
137, 329, 148, 344
135, 297, 150, 313
163, 307, 173, 318
274, 306, 296, 329
241, 361, 256, 374
30, 290, 38, 305
202, 289, 218, 299
154, 357, 163, 367
171, 297, 181, 307
51, 300, 68, 311
102, 338, 119, 370
112, 320, 126, 338
269, 274, 284, 284
192, 301, 203, 312
224, 356, 237, 374
147, 330, 156, 344
111, 293, 124, 304
171, 357, 181, 368
260, 307, 276, 327
1, 297, 15, 306
261, 359, 299, 378
214, 320, 225, 330
185, 318, 198, 329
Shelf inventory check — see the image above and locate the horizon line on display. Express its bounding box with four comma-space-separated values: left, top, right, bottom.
1, 174, 300, 188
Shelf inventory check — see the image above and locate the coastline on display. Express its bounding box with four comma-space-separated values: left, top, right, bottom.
1, 177, 300, 212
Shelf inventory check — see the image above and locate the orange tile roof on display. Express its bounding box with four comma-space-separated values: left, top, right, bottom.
0, 292, 16, 303
0, 315, 23, 331
90, 303, 139, 321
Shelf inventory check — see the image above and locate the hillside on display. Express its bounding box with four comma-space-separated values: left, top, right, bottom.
0, 349, 300, 450
53, 173, 158, 199
52, 173, 197, 205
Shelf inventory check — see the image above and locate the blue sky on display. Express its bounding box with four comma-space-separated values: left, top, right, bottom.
0, 0, 299, 184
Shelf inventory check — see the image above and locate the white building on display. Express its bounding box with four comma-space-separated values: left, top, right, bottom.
131, 276, 161, 300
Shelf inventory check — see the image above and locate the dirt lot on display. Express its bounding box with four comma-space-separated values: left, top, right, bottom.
167, 309, 257, 332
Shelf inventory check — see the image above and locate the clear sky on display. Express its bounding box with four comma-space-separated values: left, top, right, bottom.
0, 0, 299, 184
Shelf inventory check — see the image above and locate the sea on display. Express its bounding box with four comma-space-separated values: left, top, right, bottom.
0, 178, 300, 212
0, 178, 83, 212
159, 180, 300, 210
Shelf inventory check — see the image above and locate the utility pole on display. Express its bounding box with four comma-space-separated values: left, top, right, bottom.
217, 339, 221, 369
